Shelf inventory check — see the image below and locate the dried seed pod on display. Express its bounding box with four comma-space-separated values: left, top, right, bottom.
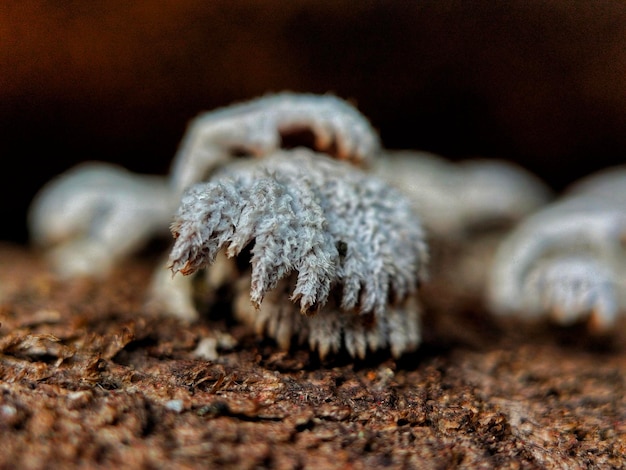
166, 149, 428, 358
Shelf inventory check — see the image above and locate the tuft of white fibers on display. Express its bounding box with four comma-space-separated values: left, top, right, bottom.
168, 148, 428, 358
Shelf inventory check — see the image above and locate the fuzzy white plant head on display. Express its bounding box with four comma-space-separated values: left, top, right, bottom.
167, 149, 428, 359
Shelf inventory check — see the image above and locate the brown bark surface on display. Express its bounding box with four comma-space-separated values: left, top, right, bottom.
1, 242, 624, 469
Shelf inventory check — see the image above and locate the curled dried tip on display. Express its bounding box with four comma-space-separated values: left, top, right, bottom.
167, 236, 206, 277
249, 289, 263, 311
167, 239, 194, 276
169, 261, 195, 277
290, 292, 321, 316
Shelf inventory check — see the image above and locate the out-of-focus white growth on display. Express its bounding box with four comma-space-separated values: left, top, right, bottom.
169, 91, 381, 197
28, 162, 175, 278
165, 149, 427, 358
373, 151, 552, 239
487, 165, 626, 331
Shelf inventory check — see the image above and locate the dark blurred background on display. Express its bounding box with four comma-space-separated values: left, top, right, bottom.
3, 0, 626, 244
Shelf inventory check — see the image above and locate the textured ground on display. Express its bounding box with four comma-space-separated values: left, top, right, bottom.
0, 241, 625, 469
